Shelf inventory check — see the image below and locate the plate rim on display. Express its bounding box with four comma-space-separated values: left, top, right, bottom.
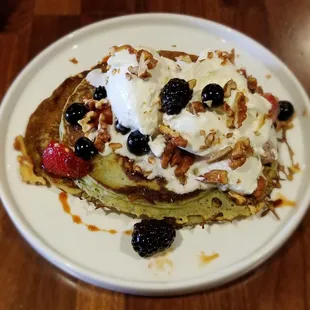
0, 13, 310, 296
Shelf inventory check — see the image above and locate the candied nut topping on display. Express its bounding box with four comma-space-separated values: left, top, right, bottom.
234, 92, 247, 128
170, 148, 183, 167
207, 52, 214, 59
176, 54, 192, 63
174, 155, 195, 179
137, 49, 158, 70
187, 101, 206, 115
78, 111, 98, 133
206, 146, 232, 164
223, 102, 235, 129
161, 142, 176, 169
201, 170, 228, 184
223, 79, 237, 98
148, 156, 156, 164
229, 138, 253, 170
158, 124, 188, 147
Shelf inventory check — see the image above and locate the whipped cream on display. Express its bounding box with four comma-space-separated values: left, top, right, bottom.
85, 46, 278, 195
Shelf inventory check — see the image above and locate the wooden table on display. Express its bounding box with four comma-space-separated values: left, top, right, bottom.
1, 0, 309, 309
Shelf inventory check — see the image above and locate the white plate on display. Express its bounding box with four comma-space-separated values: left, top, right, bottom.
0, 13, 310, 296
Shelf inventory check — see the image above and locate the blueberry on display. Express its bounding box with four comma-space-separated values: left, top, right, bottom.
278, 100, 295, 121
75, 137, 98, 160
127, 130, 150, 156
65, 103, 89, 126
115, 120, 130, 135
201, 83, 224, 108
93, 86, 107, 101
160, 78, 193, 115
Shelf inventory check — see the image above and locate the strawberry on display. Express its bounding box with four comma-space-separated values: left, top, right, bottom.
263, 93, 279, 123
42, 141, 91, 178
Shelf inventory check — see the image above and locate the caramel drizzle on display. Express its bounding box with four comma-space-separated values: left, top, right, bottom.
58, 192, 128, 235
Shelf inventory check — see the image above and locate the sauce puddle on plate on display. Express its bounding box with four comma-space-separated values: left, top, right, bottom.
58, 192, 128, 235
199, 251, 219, 266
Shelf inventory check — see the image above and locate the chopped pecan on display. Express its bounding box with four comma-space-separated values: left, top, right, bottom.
174, 155, 195, 178
235, 92, 247, 128
148, 156, 156, 164
188, 79, 197, 90
223, 79, 237, 98
99, 105, 113, 125
125, 72, 132, 81
94, 128, 111, 152
252, 176, 267, 201
237, 68, 247, 78
216, 49, 235, 65
158, 125, 188, 147
200, 130, 206, 136
205, 133, 215, 148
109, 142, 122, 151
201, 170, 228, 184
226, 133, 233, 138
224, 102, 235, 129
128, 65, 139, 75
247, 76, 258, 93
229, 138, 252, 169
95, 99, 109, 110
187, 101, 206, 114
137, 49, 158, 70
176, 54, 192, 63
161, 142, 176, 169
207, 52, 214, 59
78, 111, 98, 133
170, 148, 183, 167
206, 146, 232, 163
109, 45, 137, 56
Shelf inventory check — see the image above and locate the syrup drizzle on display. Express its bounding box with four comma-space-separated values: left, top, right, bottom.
59, 192, 129, 235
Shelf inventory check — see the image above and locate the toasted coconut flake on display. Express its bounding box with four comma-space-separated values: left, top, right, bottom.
223, 79, 237, 98
206, 146, 232, 163
201, 170, 228, 184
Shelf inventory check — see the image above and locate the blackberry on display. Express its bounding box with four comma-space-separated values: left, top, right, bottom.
93, 86, 107, 101
160, 78, 193, 115
131, 219, 176, 257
